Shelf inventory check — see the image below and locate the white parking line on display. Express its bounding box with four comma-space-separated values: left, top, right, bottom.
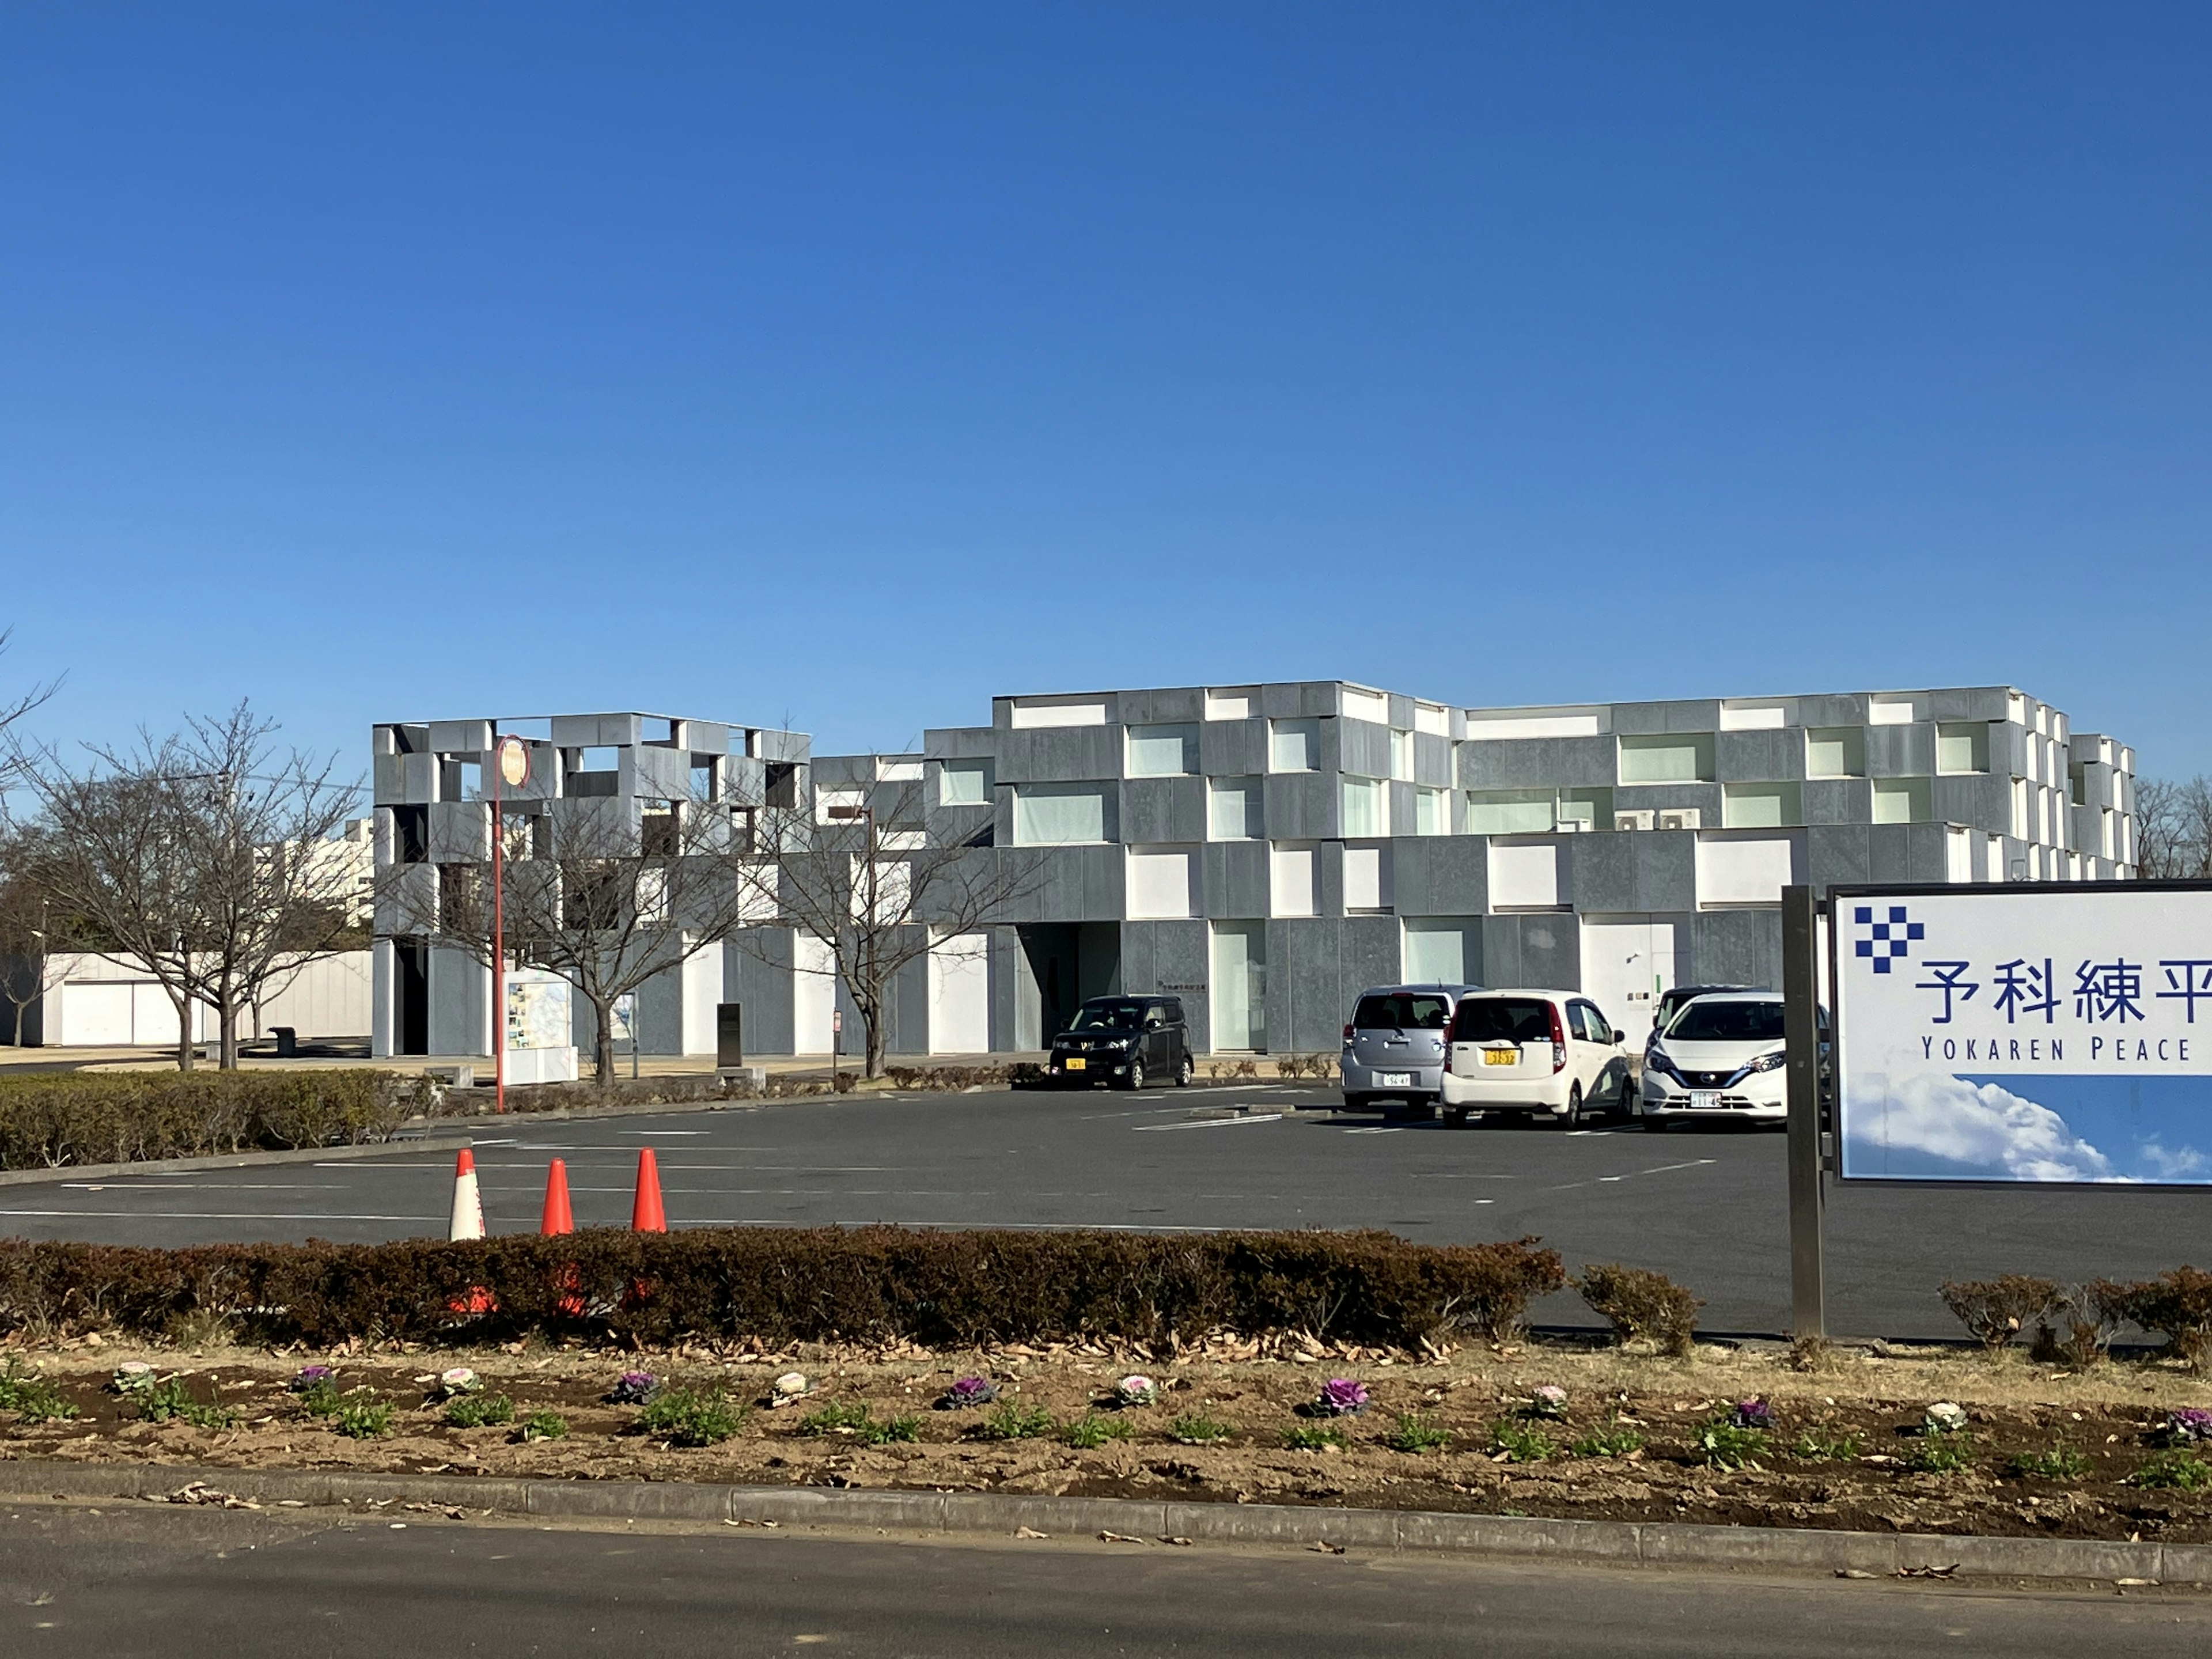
0, 1209, 442, 1222
1342, 1126, 1403, 1135
1132, 1114, 1284, 1132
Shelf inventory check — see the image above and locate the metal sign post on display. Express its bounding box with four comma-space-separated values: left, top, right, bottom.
1782, 883, 1826, 1340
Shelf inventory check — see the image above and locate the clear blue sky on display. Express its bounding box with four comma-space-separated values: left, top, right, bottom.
3, 4, 2207, 781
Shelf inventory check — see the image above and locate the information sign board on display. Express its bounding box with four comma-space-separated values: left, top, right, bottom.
1834, 884, 2212, 1185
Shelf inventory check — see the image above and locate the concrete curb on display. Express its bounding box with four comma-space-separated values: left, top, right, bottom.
0, 1459, 2200, 1584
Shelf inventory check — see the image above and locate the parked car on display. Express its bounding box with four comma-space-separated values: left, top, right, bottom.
1340, 982, 1480, 1111
1645, 984, 1763, 1058
1638, 991, 1816, 1128
1046, 995, 1194, 1090
1438, 990, 1634, 1127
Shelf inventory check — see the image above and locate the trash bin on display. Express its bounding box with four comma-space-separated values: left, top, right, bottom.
272, 1027, 298, 1058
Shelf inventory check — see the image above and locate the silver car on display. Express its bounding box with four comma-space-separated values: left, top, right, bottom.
1340, 982, 1480, 1110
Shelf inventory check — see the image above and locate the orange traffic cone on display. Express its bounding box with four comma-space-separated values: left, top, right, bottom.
448, 1146, 485, 1241
540, 1158, 575, 1236
631, 1147, 666, 1232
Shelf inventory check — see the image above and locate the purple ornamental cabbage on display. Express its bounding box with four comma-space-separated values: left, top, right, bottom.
1530, 1385, 1570, 1419
1318, 1378, 1370, 1416
2166, 1407, 2212, 1444
289, 1365, 336, 1392
609, 1371, 658, 1405
945, 1376, 998, 1407
1731, 1397, 1774, 1430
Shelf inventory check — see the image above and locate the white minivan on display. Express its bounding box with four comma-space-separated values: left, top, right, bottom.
1438, 990, 1635, 1127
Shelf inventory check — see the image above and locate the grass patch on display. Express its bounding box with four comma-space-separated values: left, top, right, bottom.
518, 1410, 569, 1442
135, 1378, 237, 1431
1695, 1419, 1770, 1471
1167, 1410, 1234, 1446
444, 1393, 517, 1429
1490, 1418, 1555, 1464
331, 1391, 393, 1439
1790, 1428, 1863, 1463
637, 1386, 747, 1448
797, 1401, 876, 1436
979, 1401, 1057, 1441
2010, 1441, 2091, 1482
1570, 1416, 1645, 1459
2132, 1450, 2212, 1491
1385, 1411, 1452, 1455
1283, 1423, 1351, 1452
1062, 1412, 1134, 1449
0, 1362, 78, 1423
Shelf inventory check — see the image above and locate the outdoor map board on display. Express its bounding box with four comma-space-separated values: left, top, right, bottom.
1834, 884, 2212, 1186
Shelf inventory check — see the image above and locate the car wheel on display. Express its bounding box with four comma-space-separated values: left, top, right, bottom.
1122, 1058, 1146, 1092
1561, 1083, 1584, 1127
1343, 1091, 1372, 1111
1175, 1053, 1194, 1088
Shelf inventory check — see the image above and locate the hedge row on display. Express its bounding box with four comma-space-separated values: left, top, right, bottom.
0, 1070, 430, 1170
0, 1228, 1563, 1351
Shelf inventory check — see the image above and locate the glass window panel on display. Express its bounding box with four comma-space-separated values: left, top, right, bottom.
1270, 718, 1320, 772
938, 760, 992, 806
1722, 782, 1801, 828
1618, 733, 1715, 783
1557, 788, 1611, 828
1465, 789, 1555, 835
1391, 729, 1414, 781
1209, 778, 1263, 840
1415, 786, 1447, 836
1872, 777, 1931, 825
1013, 784, 1111, 844
1805, 726, 1865, 778
1127, 723, 1198, 777
1341, 777, 1387, 838
1936, 722, 1990, 775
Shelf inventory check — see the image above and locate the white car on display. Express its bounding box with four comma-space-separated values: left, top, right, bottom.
1639, 993, 1790, 1127
1438, 990, 1635, 1127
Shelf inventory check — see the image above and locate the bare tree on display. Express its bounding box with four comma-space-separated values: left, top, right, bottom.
728, 779, 1043, 1080
0, 828, 52, 1045
380, 785, 762, 1085
2133, 777, 2212, 881
8, 704, 362, 1069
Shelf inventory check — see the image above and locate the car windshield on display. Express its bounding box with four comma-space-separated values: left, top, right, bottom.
1665, 999, 1786, 1042
1353, 994, 1452, 1030
1068, 1002, 1143, 1032
1450, 998, 1552, 1043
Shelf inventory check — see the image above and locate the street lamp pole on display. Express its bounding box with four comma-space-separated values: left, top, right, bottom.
491, 729, 505, 1115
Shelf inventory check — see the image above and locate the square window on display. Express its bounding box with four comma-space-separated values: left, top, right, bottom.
1936, 722, 1990, 775
1126, 723, 1198, 777
938, 759, 993, 806
1340, 777, 1387, 838
1806, 727, 1866, 779
1414, 786, 1448, 836
1722, 782, 1801, 829
1209, 778, 1263, 840
1872, 778, 1931, 825
1270, 718, 1320, 772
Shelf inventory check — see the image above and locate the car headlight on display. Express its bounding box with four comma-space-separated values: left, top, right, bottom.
1744, 1050, 1787, 1075
1644, 1045, 1685, 1085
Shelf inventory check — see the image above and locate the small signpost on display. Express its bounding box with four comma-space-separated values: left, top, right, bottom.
1787, 879, 2212, 1339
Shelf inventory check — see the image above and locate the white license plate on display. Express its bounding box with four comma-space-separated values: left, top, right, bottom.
1687, 1090, 1721, 1109
1374, 1072, 1412, 1088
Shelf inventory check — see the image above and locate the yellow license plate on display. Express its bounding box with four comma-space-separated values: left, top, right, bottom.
1066, 1057, 1086, 1071
1482, 1048, 1518, 1067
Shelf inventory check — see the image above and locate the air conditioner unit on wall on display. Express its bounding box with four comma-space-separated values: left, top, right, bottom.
1555, 818, 1586, 832
1615, 809, 1655, 832
1657, 808, 1702, 831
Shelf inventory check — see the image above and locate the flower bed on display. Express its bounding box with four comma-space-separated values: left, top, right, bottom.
6, 1338, 2212, 1543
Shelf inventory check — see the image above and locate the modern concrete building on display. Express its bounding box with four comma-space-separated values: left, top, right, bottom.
370, 684, 2138, 1061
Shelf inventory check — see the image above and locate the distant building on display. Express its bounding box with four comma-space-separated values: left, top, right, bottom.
370, 684, 2137, 1060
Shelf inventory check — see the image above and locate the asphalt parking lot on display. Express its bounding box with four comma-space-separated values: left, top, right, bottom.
3, 1083, 2206, 1340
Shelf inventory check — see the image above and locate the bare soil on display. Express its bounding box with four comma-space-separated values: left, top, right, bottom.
6, 1333, 2211, 1543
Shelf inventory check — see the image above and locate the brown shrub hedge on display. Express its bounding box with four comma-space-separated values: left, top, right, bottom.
0, 1228, 1564, 1351
0, 1070, 429, 1170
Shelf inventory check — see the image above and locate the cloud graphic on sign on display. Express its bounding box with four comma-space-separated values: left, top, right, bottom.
1865, 1072, 2120, 1183
2138, 1141, 2211, 1182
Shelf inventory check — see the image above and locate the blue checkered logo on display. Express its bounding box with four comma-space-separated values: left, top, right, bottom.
1853, 904, 1924, 975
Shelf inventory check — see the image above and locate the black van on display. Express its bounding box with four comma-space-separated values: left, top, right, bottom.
1046, 995, 1194, 1090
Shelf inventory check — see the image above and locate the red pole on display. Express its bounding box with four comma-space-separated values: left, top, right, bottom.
492, 726, 506, 1115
